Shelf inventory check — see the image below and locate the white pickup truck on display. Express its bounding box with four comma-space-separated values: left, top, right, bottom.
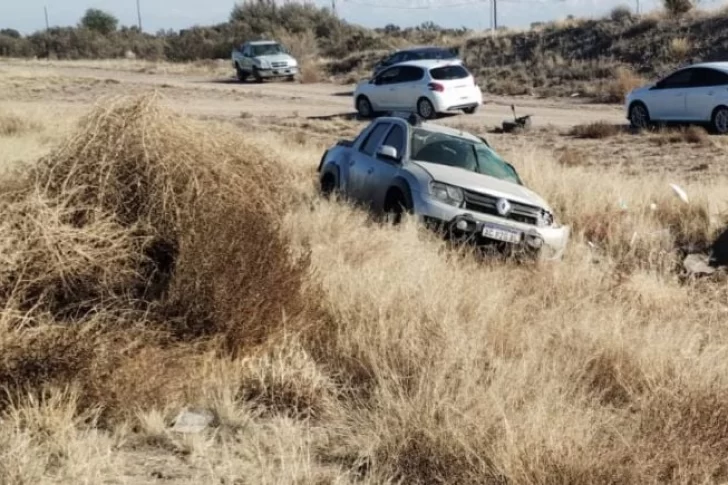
231, 40, 299, 83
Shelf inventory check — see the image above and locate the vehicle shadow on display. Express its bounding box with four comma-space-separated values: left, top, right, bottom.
332, 91, 354, 97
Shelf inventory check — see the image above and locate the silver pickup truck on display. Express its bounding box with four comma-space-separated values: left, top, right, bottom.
231, 40, 299, 82
317, 113, 570, 260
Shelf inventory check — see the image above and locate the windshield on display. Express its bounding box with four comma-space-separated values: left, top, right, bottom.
410, 128, 521, 184
251, 43, 286, 56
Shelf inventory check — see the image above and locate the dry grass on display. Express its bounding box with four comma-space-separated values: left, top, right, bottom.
669, 36, 692, 60
0, 111, 41, 137
3, 95, 728, 484
603, 66, 646, 103
651, 125, 712, 146
568, 121, 622, 139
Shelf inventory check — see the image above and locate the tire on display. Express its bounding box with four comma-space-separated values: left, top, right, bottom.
236, 64, 248, 82
252, 66, 263, 83
710, 106, 728, 135
384, 189, 412, 225
628, 102, 650, 130
356, 96, 373, 119
320, 173, 337, 198
463, 106, 478, 115
287, 75, 296, 82
417, 97, 436, 119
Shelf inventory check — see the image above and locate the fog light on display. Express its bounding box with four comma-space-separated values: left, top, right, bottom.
526, 234, 544, 248
456, 220, 469, 231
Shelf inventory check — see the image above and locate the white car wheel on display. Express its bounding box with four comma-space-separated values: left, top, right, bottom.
711, 107, 728, 135
629, 102, 650, 130
356, 96, 373, 118
417, 98, 435, 119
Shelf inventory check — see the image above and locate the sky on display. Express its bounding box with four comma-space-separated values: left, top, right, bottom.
2, 0, 727, 35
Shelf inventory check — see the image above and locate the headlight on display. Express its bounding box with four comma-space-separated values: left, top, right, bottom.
429, 181, 464, 207
536, 209, 554, 227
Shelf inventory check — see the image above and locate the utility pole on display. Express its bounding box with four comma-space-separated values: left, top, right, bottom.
44, 6, 49, 30
136, 0, 142, 31
493, 0, 497, 31
636, 0, 640, 14
332, 0, 337, 17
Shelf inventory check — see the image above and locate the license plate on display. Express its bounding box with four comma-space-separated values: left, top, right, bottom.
482, 223, 522, 244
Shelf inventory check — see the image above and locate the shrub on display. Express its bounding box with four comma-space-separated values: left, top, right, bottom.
79, 9, 119, 36
569, 121, 622, 139
611, 5, 634, 22
663, 0, 694, 16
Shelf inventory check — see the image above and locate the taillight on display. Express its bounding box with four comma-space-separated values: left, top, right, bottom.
428, 82, 445, 92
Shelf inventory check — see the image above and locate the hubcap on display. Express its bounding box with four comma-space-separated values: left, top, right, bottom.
419, 99, 433, 118
631, 105, 647, 128
715, 109, 728, 133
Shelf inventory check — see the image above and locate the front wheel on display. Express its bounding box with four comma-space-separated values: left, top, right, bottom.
356, 96, 373, 119
628, 102, 650, 130
384, 191, 412, 225
417, 97, 436, 119
236, 64, 248, 82
463, 106, 478, 115
252, 67, 263, 83
710, 106, 728, 135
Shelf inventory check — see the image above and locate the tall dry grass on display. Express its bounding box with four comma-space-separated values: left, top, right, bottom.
2, 95, 728, 484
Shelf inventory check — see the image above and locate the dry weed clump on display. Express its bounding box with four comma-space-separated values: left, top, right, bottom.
0, 112, 42, 137
0, 94, 323, 421
568, 121, 622, 139
603, 66, 645, 103
651, 125, 712, 146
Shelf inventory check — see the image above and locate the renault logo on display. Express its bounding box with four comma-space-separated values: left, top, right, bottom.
496, 198, 511, 216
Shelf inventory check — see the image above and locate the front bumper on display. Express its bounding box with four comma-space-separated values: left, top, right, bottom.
416, 198, 569, 260
256, 66, 299, 77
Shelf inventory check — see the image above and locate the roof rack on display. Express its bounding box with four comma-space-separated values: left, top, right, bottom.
385, 110, 423, 126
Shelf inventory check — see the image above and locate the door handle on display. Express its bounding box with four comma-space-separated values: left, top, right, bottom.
708, 91, 715, 95
349, 160, 355, 166
367, 168, 374, 174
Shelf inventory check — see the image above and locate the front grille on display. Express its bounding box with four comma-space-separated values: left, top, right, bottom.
463, 189, 540, 225
271, 62, 287, 68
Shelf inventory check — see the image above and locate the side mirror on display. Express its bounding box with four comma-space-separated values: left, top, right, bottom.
377, 145, 399, 161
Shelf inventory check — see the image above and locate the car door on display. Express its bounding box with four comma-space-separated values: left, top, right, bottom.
346, 122, 392, 204
366, 122, 408, 212
645, 68, 693, 121
389, 66, 426, 110
371, 67, 403, 109
241, 44, 252, 72
685, 67, 728, 122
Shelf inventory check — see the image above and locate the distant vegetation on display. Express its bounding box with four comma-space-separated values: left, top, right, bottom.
1, 0, 727, 100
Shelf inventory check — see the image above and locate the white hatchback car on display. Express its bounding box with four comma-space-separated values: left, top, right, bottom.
625, 62, 728, 134
353, 60, 483, 120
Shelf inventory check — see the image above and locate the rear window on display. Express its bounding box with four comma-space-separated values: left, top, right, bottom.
430, 65, 469, 80
417, 48, 457, 60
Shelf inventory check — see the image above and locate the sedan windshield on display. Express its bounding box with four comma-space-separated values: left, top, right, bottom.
409, 128, 521, 184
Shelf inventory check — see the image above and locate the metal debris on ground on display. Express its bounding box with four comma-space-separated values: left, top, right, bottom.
683, 253, 716, 276
501, 104, 532, 133
171, 408, 215, 433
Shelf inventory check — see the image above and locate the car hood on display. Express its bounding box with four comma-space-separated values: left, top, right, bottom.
255, 54, 295, 63
411, 160, 552, 211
